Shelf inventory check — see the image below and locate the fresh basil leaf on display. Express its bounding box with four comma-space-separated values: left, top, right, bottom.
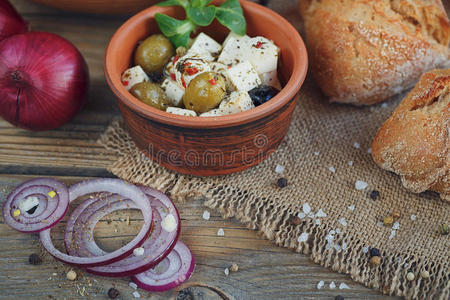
215, 0, 246, 35
157, 0, 188, 8
187, 6, 216, 26
191, 0, 212, 7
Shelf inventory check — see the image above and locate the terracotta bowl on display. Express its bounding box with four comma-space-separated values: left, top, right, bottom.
104, 0, 308, 176
31, 0, 155, 15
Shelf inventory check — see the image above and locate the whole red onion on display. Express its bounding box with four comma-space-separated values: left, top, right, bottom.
0, 0, 27, 41
0, 32, 89, 130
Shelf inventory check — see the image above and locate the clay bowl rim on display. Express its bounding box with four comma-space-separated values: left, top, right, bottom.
104, 0, 308, 129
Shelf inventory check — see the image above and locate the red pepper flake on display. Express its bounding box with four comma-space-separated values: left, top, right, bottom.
255, 41, 263, 48
123, 81, 129, 86
170, 73, 176, 81
209, 78, 217, 85
185, 67, 199, 76
181, 77, 186, 88
184, 62, 192, 66
173, 56, 179, 64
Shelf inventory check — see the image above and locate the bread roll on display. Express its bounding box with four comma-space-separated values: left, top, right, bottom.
372, 69, 449, 201
299, 0, 450, 105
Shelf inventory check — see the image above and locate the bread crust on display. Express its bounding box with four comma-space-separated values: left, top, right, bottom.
372, 69, 449, 201
299, 0, 450, 105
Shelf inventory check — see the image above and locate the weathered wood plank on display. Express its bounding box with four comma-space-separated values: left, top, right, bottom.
0, 174, 397, 300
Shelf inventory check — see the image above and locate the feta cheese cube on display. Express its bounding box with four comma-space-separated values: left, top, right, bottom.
161, 79, 184, 107
246, 36, 279, 75
174, 54, 210, 88
188, 32, 222, 60
226, 61, 261, 92
217, 37, 248, 67
122, 66, 149, 91
218, 91, 255, 115
223, 32, 250, 48
166, 107, 197, 117
260, 70, 281, 89
210, 62, 235, 92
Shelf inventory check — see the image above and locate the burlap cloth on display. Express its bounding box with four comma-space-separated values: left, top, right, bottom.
98, 2, 449, 299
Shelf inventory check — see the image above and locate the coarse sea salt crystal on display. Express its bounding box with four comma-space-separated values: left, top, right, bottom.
202, 210, 210, 220
367, 148, 372, 154
330, 281, 336, 289
362, 246, 369, 253
336, 228, 341, 234
334, 244, 341, 252
404, 263, 409, 268
348, 205, 355, 211
316, 209, 327, 218
392, 222, 400, 230
224, 268, 229, 276
314, 151, 320, 156
297, 232, 309, 243
377, 221, 384, 227
129, 282, 138, 290
381, 102, 388, 108
338, 218, 347, 227
397, 257, 402, 263
162, 214, 177, 232
297, 212, 306, 219
339, 283, 350, 290
389, 230, 396, 239
315, 219, 321, 226
308, 212, 315, 218
133, 291, 141, 298
325, 242, 333, 250
217, 228, 225, 236
353, 142, 360, 149
348, 160, 354, 166
410, 214, 417, 221
355, 180, 368, 190
303, 203, 311, 214
342, 242, 348, 250
329, 166, 336, 173
317, 281, 325, 289
275, 164, 285, 174
133, 247, 145, 256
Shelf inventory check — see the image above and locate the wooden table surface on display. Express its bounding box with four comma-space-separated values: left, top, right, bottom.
0, 1, 398, 299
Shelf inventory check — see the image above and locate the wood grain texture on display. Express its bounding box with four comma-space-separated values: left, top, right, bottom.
0, 1, 399, 299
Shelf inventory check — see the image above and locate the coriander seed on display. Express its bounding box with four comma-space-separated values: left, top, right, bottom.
383, 215, 394, 226
406, 272, 415, 281
369, 256, 381, 266
393, 212, 401, 220
420, 270, 430, 279
66, 270, 77, 281
230, 263, 239, 272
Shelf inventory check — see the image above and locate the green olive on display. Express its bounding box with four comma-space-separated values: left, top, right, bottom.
130, 82, 169, 111
135, 34, 174, 73
183, 72, 226, 114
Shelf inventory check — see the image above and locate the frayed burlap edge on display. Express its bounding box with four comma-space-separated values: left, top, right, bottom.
99, 120, 449, 300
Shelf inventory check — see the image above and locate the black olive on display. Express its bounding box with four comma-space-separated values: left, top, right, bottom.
148, 72, 163, 83
248, 85, 280, 106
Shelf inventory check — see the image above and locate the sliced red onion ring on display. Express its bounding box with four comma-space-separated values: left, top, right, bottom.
2, 178, 69, 233
131, 241, 195, 292
64, 187, 180, 277
39, 178, 153, 267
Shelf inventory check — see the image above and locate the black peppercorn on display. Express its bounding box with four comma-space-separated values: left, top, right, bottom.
29, 253, 42, 265
335, 296, 345, 300
277, 177, 288, 188
369, 190, 380, 200
369, 247, 380, 257
107, 288, 120, 299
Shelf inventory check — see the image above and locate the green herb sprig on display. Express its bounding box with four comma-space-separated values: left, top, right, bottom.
155, 0, 246, 48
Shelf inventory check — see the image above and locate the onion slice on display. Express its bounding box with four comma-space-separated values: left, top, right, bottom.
2, 178, 69, 233
64, 187, 180, 277
131, 241, 195, 292
40, 178, 152, 267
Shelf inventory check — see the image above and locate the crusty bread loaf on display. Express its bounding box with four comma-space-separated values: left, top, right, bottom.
372, 69, 449, 201
299, 0, 450, 105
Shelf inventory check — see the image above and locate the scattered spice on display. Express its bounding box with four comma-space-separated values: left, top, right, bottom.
369, 190, 380, 200
277, 177, 288, 188
353, 142, 360, 149
329, 281, 336, 289
339, 283, 350, 289
275, 164, 285, 174
406, 272, 415, 281
230, 263, 239, 272
335, 296, 344, 300
170, 73, 176, 81
420, 270, 430, 279
393, 212, 401, 220
383, 215, 394, 226
255, 41, 263, 48
369, 256, 381, 266
181, 77, 186, 88
66, 270, 77, 281
316, 280, 324, 289
13, 209, 21, 217
202, 210, 210, 220
123, 81, 129, 86
48, 190, 56, 198
224, 268, 229, 276
133, 247, 145, 256
355, 180, 368, 190
369, 247, 380, 257
438, 223, 449, 235
29, 253, 42, 265
217, 228, 225, 236
133, 291, 141, 298
173, 54, 180, 63
185, 67, 199, 75
288, 215, 301, 225
107, 288, 120, 299
209, 78, 217, 85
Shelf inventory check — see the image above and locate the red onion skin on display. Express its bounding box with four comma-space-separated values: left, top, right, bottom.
0, 32, 89, 131
0, 0, 27, 41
